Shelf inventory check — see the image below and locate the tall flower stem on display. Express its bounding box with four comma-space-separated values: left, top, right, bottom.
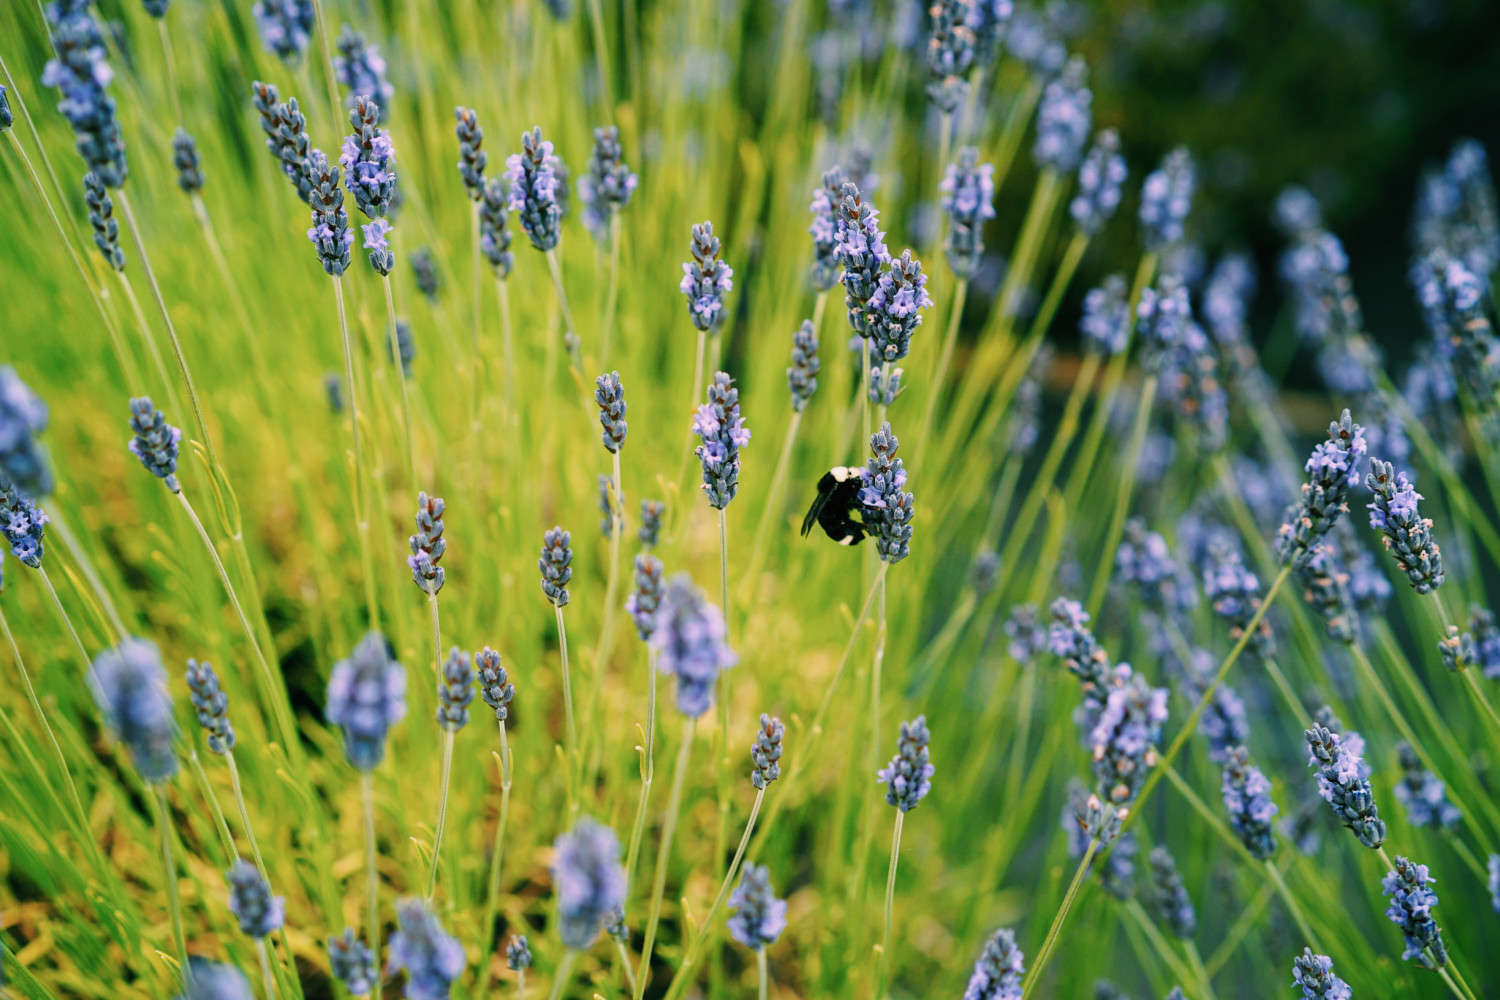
1084, 372, 1159, 615
556, 604, 578, 815
472, 201, 483, 357
659, 786, 767, 1000
118, 270, 185, 426
545, 949, 578, 1000
876, 810, 905, 996
225, 751, 268, 879
594, 451, 626, 682
115, 189, 220, 475
176, 490, 298, 754
256, 939, 277, 1000
362, 773, 382, 1000
756, 948, 768, 1000
426, 729, 456, 900
495, 276, 518, 427
739, 410, 804, 601
633, 717, 697, 1000
624, 649, 659, 890
188, 750, 236, 861
747, 563, 887, 855
383, 275, 418, 487
602, 210, 622, 364
152, 786, 189, 990
675, 327, 710, 499
156, 19, 183, 126
38, 566, 97, 678
1020, 836, 1098, 998
481, 723, 513, 978
333, 276, 380, 632
544, 249, 580, 367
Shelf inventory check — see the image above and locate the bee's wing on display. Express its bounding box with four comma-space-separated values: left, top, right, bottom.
800, 471, 839, 537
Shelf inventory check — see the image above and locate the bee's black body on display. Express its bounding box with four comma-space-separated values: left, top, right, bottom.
800, 466, 867, 545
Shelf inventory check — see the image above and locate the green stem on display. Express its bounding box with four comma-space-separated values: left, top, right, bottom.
556, 603, 578, 816
481, 723, 513, 981
426, 729, 456, 900
153, 786, 189, 990
37, 565, 96, 677
877, 810, 905, 996
384, 275, 419, 488
225, 751, 268, 880
1085, 374, 1158, 615
256, 939, 276, 1000
756, 947, 768, 1000
188, 750, 236, 861
1020, 836, 1099, 998
602, 210, 622, 364
633, 717, 697, 1000
624, 648, 658, 891
594, 451, 626, 685
363, 773, 382, 1000
546, 950, 578, 1000
332, 275, 380, 633
675, 328, 709, 499
1121, 899, 1197, 989
545, 248, 580, 367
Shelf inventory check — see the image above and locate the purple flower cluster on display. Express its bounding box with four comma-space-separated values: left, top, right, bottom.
1220, 746, 1278, 860
860, 422, 914, 564
833, 181, 889, 337
408, 492, 447, 596
387, 898, 465, 999
1115, 518, 1192, 614
787, 319, 820, 411
693, 371, 751, 509
1139, 148, 1195, 251
681, 221, 735, 332
454, 107, 487, 201
539, 526, 572, 607
185, 658, 235, 755
0, 367, 52, 500
1090, 669, 1168, 806
940, 147, 996, 278
1203, 538, 1273, 659
328, 929, 377, 996
474, 646, 513, 722
435, 648, 474, 731
1079, 274, 1129, 355
1276, 410, 1366, 567
1047, 597, 1114, 738
1470, 605, 1500, 679
251, 0, 314, 61
127, 397, 182, 493
1381, 856, 1447, 968
962, 926, 1024, 1000
751, 714, 783, 789
552, 818, 627, 949
227, 859, 285, 939
1296, 541, 1358, 644
1292, 951, 1351, 1000
1365, 460, 1443, 594
343, 97, 397, 274
578, 125, 637, 240
1135, 273, 1192, 370
925, 0, 975, 113
1, 484, 47, 569
1147, 846, 1195, 939
1304, 723, 1385, 849
306, 149, 354, 276
726, 862, 787, 951
334, 26, 394, 110
90, 638, 177, 784
506, 127, 563, 252
325, 631, 407, 771
625, 553, 664, 641
867, 249, 932, 365
1033, 57, 1092, 172
878, 715, 934, 812
1393, 742, 1460, 831
1003, 604, 1046, 663
84, 171, 124, 271
809, 166, 847, 291
251, 81, 313, 203
1070, 129, 1127, 236
42, 1, 128, 187
650, 574, 736, 717
479, 178, 513, 277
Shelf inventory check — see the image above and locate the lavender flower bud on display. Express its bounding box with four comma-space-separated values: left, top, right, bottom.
1276, 410, 1367, 566
788, 319, 821, 411
1203, 538, 1274, 658
1382, 856, 1447, 968
1147, 846, 1195, 938
328, 929, 377, 996
410, 247, 440, 300
867, 249, 932, 365
475, 646, 513, 721
969, 548, 999, 596
306, 149, 353, 276
506, 126, 562, 252
251, 84, 307, 199
860, 422, 915, 564
387, 898, 465, 999
1393, 742, 1460, 830
834, 181, 890, 336
966, 0, 1014, 65
727, 862, 788, 951
185, 658, 235, 754
1091, 669, 1168, 806
454, 107, 487, 201
1139, 148, 1195, 251
1159, 320, 1229, 450
90, 638, 177, 783
605, 906, 628, 943
1003, 604, 1046, 663
638, 500, 664, 549
227, 859, 284, 938
751, 713, 783, 789
362, 219, 393, 275
1079, 274, 1129, 355
579, 125, 637, 240
878, 715, 934, 812
597, 475, 624, 537
334, 26, 394, 110
252, 0, 314, 62
479, 177, 514, 277
1221, 746, 1278, 860
84, 171, 124, 271
1292, 950, 1352, 1000
1048, 597, 1114, 738
1365, 460, 1443, 594
962, 926, 1024, 1000
540, 526, 572, 607
693, 371, 751, 509
625, 553, 665, 641
42, 2, 128, 187
408, 492, 447, 596
436, 647, 473, 731
552, 818, 627, 950
0, 84, 12, 132
326, 631, 407, 771
173, 129, 204, 193
1437, 625, 1475, 672
1296, 542, 1358, 644
505, 935, 532, 971
651, 574, 736, 716
1033, 57, 1091, 172
681, 221, 735, 331
1305, 723, 1385, 849
1003, 6, 1065, 74
1135, 274, 1192, 371
1115, 518, 1191, 614
343, 96, 397, 234
925, 0, 975, 113
178, 959, 255, 1000
387, 319, 416, 377
810, 167, 846, 291
1071, 129, 1127, 235
0, 366, 53, 500
595, 371, 628, 452
325, 373, 344, 413
127, 397, 182, 492
940, 147, 996, 278
867, 364, 903, 407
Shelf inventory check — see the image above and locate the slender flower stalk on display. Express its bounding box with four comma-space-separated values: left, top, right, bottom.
427, 648, 473, 900
581, 126, 637, 362
623, 555, 665, 890
594, 372, 629, 676
507, 936, 532, 1000
478, 647, 515, 973
877, 715, 933, 985
541, 527, 578, 809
